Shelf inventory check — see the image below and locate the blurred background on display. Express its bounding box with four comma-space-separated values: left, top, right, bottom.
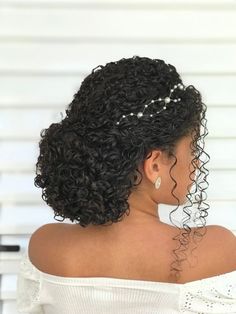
0, 0, 236, 313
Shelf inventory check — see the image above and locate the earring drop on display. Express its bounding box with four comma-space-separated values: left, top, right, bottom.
154, 176, 161, 190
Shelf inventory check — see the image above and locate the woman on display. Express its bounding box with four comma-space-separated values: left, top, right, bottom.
17, 56, 236, 313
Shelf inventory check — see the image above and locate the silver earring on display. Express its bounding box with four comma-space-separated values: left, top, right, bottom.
154, 176, 161, 189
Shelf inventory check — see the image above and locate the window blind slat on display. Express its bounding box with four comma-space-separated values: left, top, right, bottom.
1, 9, 236, 39
1, 43, 236, 73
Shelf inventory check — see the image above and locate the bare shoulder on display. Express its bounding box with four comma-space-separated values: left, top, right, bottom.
208, 225, 236, 251
28, 222, 74, 251
210, 225, 236, 264
29, 223, 65, 247
28, 223, 72, 273
211, 224, 236, 239
196, 225, 236, 276
28, 223, 62, 251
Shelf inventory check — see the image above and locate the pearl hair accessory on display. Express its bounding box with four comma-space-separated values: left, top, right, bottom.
116, 82, 186, 125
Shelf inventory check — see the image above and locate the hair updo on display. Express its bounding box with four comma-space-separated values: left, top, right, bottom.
34, 56, 210, 281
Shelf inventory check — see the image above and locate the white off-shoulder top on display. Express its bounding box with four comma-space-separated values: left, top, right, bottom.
16, 250, 236, 314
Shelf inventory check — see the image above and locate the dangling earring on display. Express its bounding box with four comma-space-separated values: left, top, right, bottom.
154, 176, 161, 190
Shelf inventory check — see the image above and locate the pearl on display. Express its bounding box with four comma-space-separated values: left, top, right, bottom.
178, 85, 184, 90
130, 113, 134, 116
151, 100, 155, 103
164, 97, 171, 103
163, 106, 166, 109
145, 104, 148, 107
174, 99, 177, 102
158, 98, 162, 101
137, 112, 143, 118
150, 114, 153, 117
122, 115, 125, 118
116, 122, 119, 125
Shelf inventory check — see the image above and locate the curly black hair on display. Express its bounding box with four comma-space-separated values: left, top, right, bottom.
34, 56, 210, 282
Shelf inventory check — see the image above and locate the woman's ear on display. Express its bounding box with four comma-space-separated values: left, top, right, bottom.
142, 150, 162, 184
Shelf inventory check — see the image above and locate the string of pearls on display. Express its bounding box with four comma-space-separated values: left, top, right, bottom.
116, 83, 186, 125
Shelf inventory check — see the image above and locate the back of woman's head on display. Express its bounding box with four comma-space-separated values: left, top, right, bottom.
34, 56, 208, 230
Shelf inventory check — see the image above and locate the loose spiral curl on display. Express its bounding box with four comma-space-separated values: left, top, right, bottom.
34, 56, 210, 282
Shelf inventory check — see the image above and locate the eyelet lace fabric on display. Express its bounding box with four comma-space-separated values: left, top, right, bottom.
16, 252, 44, 314
179, 271, 236, 313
